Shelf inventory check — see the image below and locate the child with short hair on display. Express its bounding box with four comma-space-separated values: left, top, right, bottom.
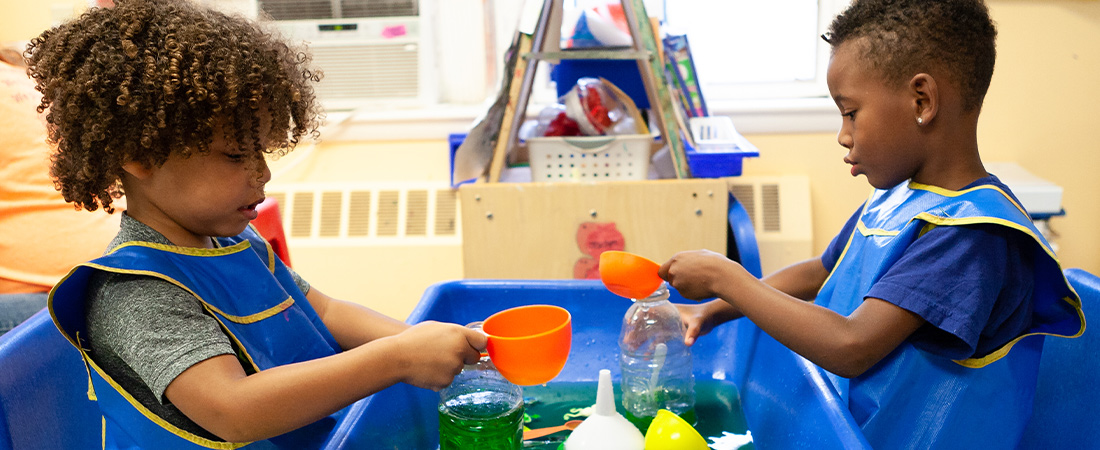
660, 1, 1084, 447
30, 0, 486, 447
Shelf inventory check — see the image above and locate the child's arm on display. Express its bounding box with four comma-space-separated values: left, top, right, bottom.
302, 286, 412, 349
163, 290, 486, 442
661, 249, 925, 378
677, 257, 830, 345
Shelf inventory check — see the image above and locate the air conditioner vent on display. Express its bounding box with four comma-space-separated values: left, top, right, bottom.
290, 191, 314, 238
406, 190, 428, 236
258, 0, 416, 20
435, 189, 457, 236
267, 182, 459, 244
340, 0, 418, 18
761, 183, 781, 232
377, 190, 400, 237
319, 191, 343, 237
310, 43, 419, 100
347, 190, 371, 237
728, 184, 756, 227
727, 176, 812, 276
258, 0, 333, 20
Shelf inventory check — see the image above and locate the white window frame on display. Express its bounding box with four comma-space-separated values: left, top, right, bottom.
325, 0, 848, 141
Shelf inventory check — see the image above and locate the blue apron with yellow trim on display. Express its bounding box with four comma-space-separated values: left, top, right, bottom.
49, 226, 345, 449
814, 182, 1084, 449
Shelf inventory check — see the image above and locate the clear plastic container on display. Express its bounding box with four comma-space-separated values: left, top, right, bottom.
618, 282, 696, 431
438, 353, 524, 449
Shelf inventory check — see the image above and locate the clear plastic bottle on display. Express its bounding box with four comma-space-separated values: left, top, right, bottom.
618, 282, 696, 431
438, 354, 524, 450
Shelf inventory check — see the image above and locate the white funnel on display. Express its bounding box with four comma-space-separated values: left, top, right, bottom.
564, 369, 645, 450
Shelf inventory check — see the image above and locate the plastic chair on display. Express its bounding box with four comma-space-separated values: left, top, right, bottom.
252, 196, 292, 267
1018, 268, 1099, 449
728, 192, 762, 278
0, 310, 100, 450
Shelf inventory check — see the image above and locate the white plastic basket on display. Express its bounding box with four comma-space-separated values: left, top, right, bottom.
527, 135, 652, 182
689, 116, 745, 153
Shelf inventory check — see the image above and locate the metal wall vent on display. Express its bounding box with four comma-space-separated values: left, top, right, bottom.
310, 44, 420, 101
761, 183, 781, 232
267, 182, 459, 244
728, 181, 784, 234
258, 0, 417, 20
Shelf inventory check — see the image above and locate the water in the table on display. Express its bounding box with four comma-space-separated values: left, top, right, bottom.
520, 379, 754, 449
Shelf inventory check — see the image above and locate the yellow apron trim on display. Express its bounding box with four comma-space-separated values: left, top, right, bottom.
202, 298, 296, 324
64, 263, 270, 375
950, 297, 1086, 367
74, 332, 98, 401
106, 240, 252, 258
820, 199, 873, 290
101, 416, 106, 450
246, 223, 277, 272
84, 358, 251, 449
856, 220, 902, 237
908, 181, 1031, 218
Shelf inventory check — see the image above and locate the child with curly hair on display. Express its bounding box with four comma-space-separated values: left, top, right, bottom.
30, 0, 486, 447
660, 1, 1084, 447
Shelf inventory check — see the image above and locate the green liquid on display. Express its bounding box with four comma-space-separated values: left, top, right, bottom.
624, 407, 697, 434
438, 392, 524, 450
521, 379, 753, 450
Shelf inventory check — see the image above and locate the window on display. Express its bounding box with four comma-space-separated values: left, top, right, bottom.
309, 0, 850, 140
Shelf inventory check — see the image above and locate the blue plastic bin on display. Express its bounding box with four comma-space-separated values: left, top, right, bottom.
326, 280, 872, 449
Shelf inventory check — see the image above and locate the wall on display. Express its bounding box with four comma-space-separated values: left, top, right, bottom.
741, 1, 1100, 276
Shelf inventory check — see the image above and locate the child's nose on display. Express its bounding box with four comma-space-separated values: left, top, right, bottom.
836, 128, 853, 149
255, 156, 272, 186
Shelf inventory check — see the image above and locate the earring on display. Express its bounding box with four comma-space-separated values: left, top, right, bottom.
917, 117, 924, 125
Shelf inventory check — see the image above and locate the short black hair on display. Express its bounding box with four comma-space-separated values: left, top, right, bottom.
26, 0, 322, 212
824, 0, 997, 111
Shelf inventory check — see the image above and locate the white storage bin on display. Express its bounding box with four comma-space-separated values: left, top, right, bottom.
527, 134, 653, 182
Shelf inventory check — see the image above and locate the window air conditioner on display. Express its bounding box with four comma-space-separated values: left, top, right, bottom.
252, 0, 436, 109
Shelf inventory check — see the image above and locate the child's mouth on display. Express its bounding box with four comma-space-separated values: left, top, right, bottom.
240, 199, 263, 219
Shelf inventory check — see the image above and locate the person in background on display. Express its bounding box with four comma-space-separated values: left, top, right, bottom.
0, 44, 122, 335
30, 0, 486, 447
659, 0, 1084, 448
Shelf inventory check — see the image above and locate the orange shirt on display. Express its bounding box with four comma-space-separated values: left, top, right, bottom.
0, 61, 122, 293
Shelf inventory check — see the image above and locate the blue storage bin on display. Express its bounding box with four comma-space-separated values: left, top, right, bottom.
685, 116, 759, 178
328, 280, 872, 449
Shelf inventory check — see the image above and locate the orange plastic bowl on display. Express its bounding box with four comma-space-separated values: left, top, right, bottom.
482, 305, 572, 386
599, 251, 664, 299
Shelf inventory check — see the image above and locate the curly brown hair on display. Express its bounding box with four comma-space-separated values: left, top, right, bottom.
25, 0, 322, 212
823, 0, 997, 112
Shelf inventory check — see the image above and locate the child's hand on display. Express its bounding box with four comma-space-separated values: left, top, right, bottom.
676, 303, 712, 346
392, 321, 487, 391
676, 300, 743, 346
659, 249, 742, 300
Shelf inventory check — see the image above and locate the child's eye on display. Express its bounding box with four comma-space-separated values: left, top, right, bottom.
224, 153, 248, 162
842, 110, 857, 120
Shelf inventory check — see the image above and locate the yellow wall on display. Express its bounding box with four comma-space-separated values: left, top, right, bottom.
0, 0, 80, 44
3, 0, 1098, 277
738, 1, 1100, 275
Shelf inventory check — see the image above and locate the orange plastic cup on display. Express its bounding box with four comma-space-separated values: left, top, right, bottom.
599, 251, 664, 299
482, 305, 572, 386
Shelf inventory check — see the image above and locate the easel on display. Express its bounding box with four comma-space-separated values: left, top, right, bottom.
484, 0, 691, 183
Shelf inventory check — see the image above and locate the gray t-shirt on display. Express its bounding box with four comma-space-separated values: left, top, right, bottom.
85, 214, 310, 440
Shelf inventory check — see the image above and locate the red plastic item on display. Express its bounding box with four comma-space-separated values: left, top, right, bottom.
252, 197, 292, 267
544, 111, 583, 137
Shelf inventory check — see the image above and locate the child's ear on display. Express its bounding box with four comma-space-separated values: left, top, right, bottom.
121, 160, 154, 179
909, 73, 938, 126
